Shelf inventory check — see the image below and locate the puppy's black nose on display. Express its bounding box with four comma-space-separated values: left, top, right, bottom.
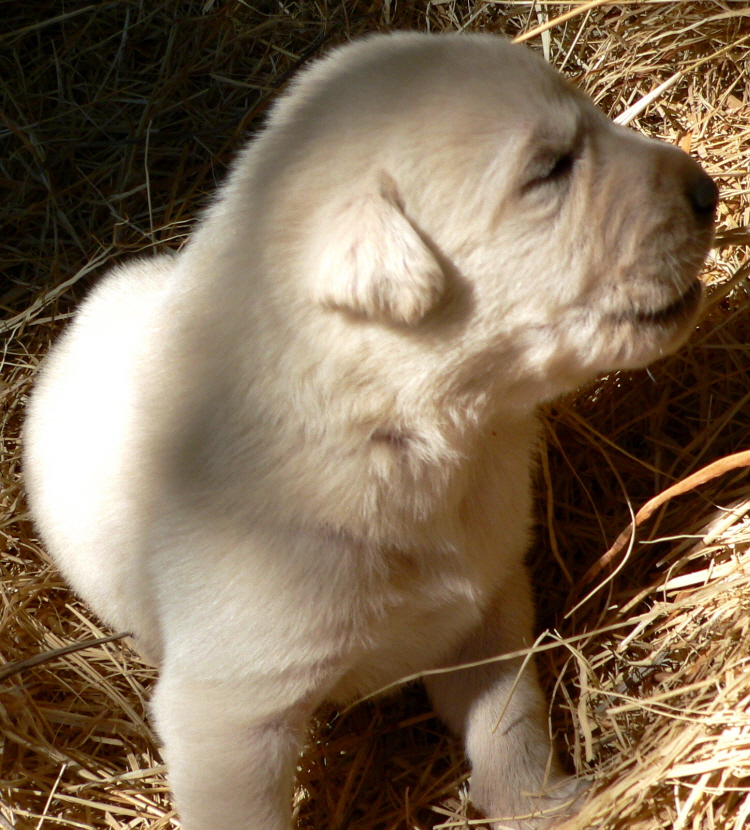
687, 171, 719, 223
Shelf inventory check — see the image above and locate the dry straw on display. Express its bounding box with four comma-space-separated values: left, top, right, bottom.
1, 1, 749, 828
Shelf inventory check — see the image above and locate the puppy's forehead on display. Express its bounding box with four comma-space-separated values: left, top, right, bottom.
274, 33, 582, 138
258, 34, 594, 203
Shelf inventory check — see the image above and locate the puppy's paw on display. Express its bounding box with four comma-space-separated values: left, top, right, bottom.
477, 773, 589, 829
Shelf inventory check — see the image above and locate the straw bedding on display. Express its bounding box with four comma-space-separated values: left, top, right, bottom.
1, 2, 749, 828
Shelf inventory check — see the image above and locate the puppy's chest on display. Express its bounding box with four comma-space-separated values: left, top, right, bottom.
329, 547, 490, 701
331, 499, 523, 689
376, 544, 488, 611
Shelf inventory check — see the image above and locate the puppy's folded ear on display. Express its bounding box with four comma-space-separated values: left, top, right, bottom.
312, 182, 446, 326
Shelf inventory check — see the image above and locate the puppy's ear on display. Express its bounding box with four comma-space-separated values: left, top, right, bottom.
313, 182, 445, 326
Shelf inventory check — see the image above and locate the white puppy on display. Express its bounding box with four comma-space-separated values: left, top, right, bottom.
23, 33, 716, 830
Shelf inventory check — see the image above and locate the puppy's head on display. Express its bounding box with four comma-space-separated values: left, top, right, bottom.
245, 33, 716, 407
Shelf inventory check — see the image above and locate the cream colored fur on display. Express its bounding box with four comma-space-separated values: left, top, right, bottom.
23, 32, 716, 830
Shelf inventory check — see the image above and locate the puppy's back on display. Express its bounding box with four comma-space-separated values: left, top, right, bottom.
23, 256, 177, 644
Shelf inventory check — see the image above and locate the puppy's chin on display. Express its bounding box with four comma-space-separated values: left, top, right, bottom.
596, 279, 703, 372
533, 278, 703, 395
626, 275, 703, 345
633, 277, 702, 323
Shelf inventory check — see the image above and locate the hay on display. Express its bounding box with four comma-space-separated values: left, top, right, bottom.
1, 1, 748, 828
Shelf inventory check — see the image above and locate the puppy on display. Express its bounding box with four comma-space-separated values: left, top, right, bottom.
23, 32, 716, 830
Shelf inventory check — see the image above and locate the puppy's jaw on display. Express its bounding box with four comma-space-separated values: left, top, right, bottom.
629, 278, 703, 327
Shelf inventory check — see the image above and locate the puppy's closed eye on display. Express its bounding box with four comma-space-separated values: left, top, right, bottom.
523, 148, 578, 191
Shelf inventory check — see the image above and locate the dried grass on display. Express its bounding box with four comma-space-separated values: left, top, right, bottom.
1, 2, 749, 828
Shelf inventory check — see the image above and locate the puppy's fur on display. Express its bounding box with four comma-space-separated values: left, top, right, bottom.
23, 33, 716, 830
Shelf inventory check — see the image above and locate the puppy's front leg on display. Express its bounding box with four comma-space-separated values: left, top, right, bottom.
425, 564, 579, 829
151, 672, 312, 830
